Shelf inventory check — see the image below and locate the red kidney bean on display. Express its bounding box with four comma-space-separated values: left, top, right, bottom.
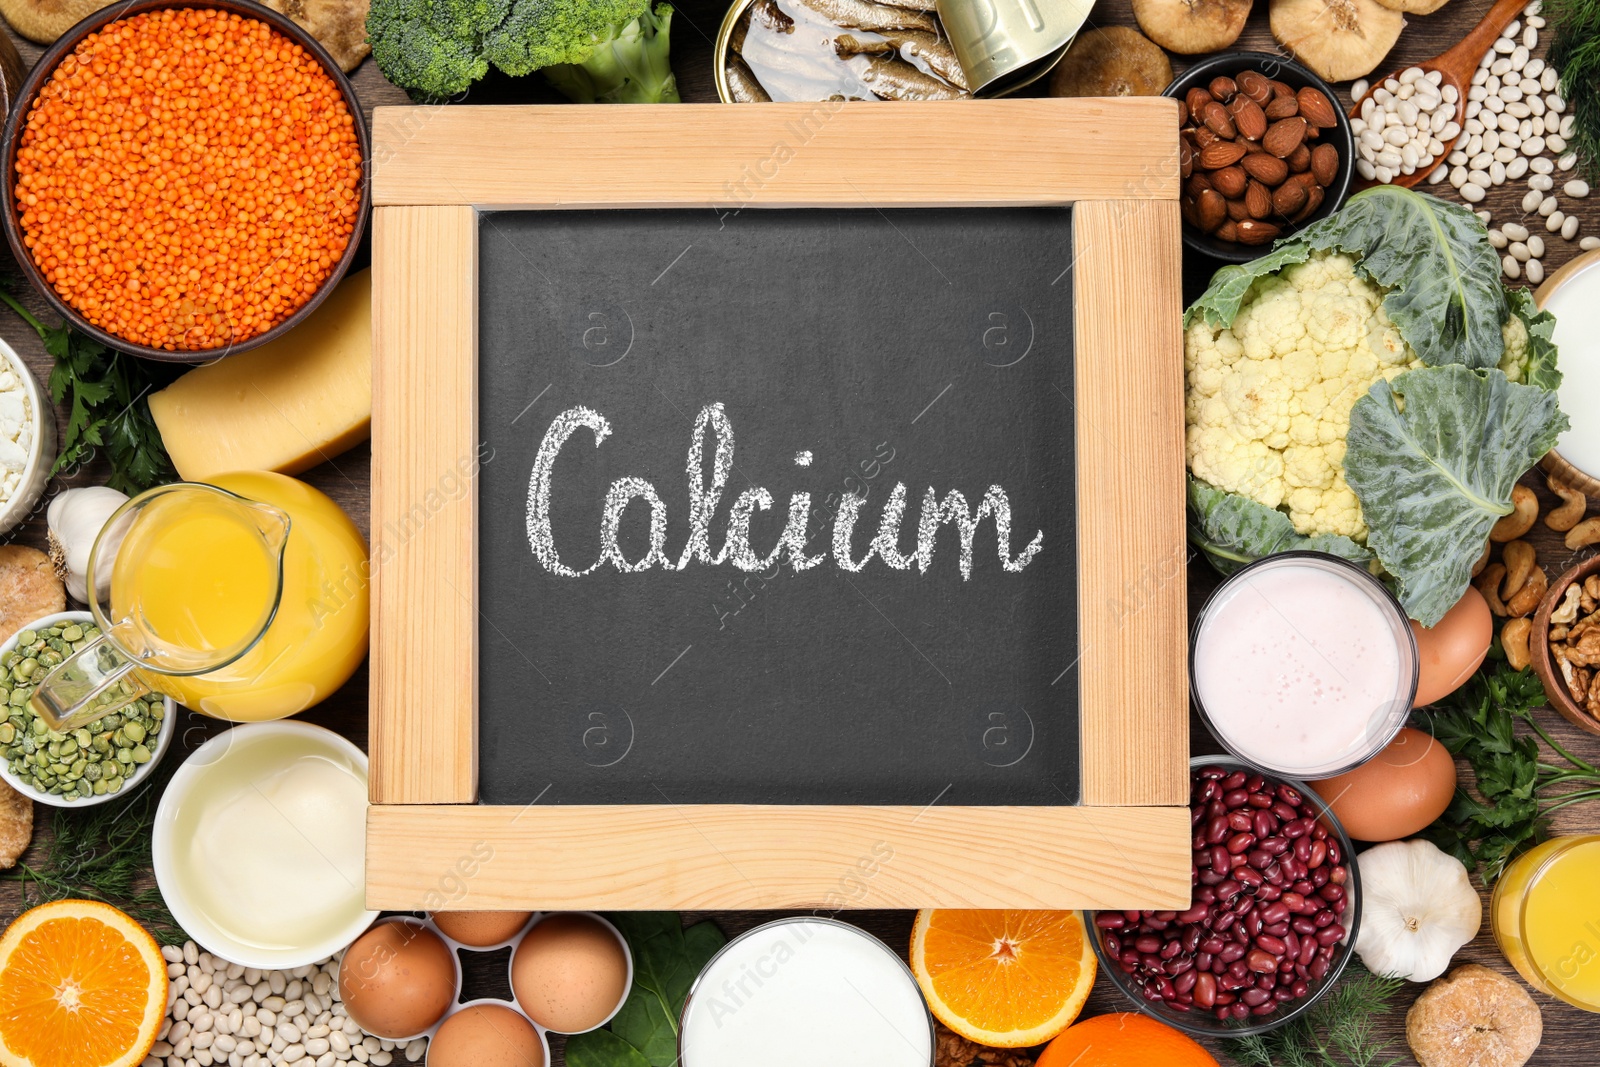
1260, 901, 1290, 926
1255, 934, 1286, 956
1292, 877, 1313, 895
1243, 911, 1264, 938
1298, 936, 1318, 965
1161, 939, 1183, 960
1247, 849, 1272, 869
1194, 972, 1217, 1008
1320, 883, 1345, 903
1219, 942, 1247, 964
1283, 931, 1300, 959
1246, 791, 1272, 808
1224, 789, 1250, 808
1263, 922, 1289, 938
1096, 913, 1126, 929
1276, 784, 1302, 805
1224, 771, 1248, 790
1206, 816, 1230, 844
1330, 864, 1347, 885
1235, 867, 1264, 890
1259, 836, 1290, 855
1227, 832, 1256, 855
1246, 949, 1278, 973
1228, 810, 1253, 832
1316, 924, 1345, 947
1308, 838, 1327, 868
1309, 956, 1330, 981
1175, 968, 1199, 996
1200, 935, 1226, 955
1199, 869, 1226, 887
1311, 867, 1330, 888
1271, 801, 1298, 822
1284, 817, 1312, 839
1210, 846, 1232, 873
1293, 837, 1312, 863
1292, 917, 1316, 935
1253, 811, 1278, 837
1196, 951, 1214, 971
1273, 987, 1297, 1002
1315, 910, 1335, 928
1217, 879, 1242, 902
1135, 935, 1161, 954
1242, 987, 1272, 1007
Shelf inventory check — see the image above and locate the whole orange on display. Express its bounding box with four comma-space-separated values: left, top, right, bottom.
1036, 1012, 1219, 1067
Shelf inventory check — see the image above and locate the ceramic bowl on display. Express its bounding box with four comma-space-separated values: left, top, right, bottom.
0, 0, 370, 363
0, 335, 55, 536
1530, 553, 1600, 736
152, 720, 378, 967
0, 610, 174, 807
1086, 755, 1362, 1039
1164, 52, 1355, 265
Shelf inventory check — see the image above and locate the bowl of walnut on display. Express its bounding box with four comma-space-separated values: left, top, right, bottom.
1531, 551, 1600, 736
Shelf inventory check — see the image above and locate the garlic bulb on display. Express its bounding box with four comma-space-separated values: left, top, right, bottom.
46, 486, 129, 603
1355, 838, 1482, 983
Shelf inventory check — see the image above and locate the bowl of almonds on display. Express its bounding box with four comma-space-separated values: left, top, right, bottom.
1167, 52, 1354, 263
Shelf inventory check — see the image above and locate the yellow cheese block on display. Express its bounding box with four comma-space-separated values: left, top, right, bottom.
149, 271, 371, 480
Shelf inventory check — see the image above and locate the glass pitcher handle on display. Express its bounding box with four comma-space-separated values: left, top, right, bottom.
28, 625, 155, 733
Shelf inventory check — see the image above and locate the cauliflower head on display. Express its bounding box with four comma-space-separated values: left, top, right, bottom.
1186, 252, 1419, 541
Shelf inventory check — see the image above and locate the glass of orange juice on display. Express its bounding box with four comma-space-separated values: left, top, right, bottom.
29, 482, 291, 732
1491, 834, 1600, 1013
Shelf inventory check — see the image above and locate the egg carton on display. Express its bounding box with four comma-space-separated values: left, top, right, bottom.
358, 911, 635, 1053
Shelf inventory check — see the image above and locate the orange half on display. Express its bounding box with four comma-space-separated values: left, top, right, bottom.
910, 909, 1096, 1048
0, 900, 168, 1067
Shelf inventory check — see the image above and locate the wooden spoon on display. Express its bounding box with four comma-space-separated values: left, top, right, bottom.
1347, 0, 1530, 189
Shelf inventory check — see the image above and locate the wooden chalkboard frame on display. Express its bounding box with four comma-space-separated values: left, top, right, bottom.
366, 100, 1191, 910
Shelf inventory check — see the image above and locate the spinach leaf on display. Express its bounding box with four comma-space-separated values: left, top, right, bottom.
564, 913, 726, 1067
1186, 476, 1371, 576
1345, 366, 1567, 626
1186, 187, 1506, 370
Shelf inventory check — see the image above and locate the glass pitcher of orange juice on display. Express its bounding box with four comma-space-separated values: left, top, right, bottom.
32, 472, 370, 728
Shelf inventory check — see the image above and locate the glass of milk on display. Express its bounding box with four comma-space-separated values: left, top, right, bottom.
679, 918, 933, 1067
1190, 552, 1418, 779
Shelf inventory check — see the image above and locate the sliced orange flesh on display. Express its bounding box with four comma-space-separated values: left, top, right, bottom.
910, 909, 1096, 1047
0, 900, 168, 1067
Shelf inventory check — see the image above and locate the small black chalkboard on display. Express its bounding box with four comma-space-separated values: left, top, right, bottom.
477, 207, 1077, 806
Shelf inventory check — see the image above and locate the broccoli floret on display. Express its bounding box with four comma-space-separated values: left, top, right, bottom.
539, 3, 680, 103
366, 0, 681, 102
367, 0, 506, 99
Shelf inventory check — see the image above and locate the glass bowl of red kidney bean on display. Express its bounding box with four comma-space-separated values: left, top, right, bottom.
1085, 756, 1361, 1037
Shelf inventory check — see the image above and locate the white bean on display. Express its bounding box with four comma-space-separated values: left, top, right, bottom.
1507, 157, 1529, 179
1532, 156, 1554, 173
1581, 236, 1600, 251
1504, 255, 1522, 279
1510, 241, 1530, 261
1503, 222, 1530, 241
1524, 188, 1544, 212
1549, 134, 1568, 152
1540, 195, 1560, 216
1563, 216, 1581, 240
1528, 235, 1544, 257
1548, 210, 1566, 232
1527, 259, 1544, 284
1462, 182, 1486, 202
1565, 180, 1590, 198
1489, 229, 1509, 248
1530, 173, 1554, 191
1491, 161, 1507, 185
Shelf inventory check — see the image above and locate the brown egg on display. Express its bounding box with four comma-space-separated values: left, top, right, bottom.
338, 921, 457, 1039
1312, 727, 1457, 842
428, 1003, 545, 1067
510, 913, 629, 1033
433, 911, 534, 948
1411, 586, 1492, 707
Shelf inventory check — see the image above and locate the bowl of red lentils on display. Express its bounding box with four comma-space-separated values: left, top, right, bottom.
1, 0, 368, 361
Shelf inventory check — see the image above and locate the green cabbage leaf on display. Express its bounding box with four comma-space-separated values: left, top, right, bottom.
1344, 366, 1567, 627
1187, 477, 1372, 578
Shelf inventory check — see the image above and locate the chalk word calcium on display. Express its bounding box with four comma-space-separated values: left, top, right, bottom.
527, 402, 1043, 579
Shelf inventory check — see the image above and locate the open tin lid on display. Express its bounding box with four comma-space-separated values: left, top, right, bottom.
936, 0, 1092, 96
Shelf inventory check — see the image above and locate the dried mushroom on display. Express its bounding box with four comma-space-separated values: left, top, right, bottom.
1407, 964, 1541, 1067
259, 0, 372, 73
0, 0, 113, 44
0, 546, 64, 644
1270, 0, 1405, 82
1049, 26, 1172, 98
1131, 0, 1251, 54
1373, 0, 1448, 14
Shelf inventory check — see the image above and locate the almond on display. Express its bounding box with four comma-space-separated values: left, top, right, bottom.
1212, 165, 1247, 199
1193, 126, 1220, 150
1186, 173, 1214, 198
1296, 86, 1338, 129
1245, 180, 1272, 220
1310, 143, 1339, 187
1272, 179, 1308, 217
1288, 142, 1312, 172
1208, 76, 1237, 103
1293, 183, 1325, 224
1216, 219, 1239, 243
1177, 100, 1188, 127
1186, 87, 1213, 117
1263, 117, 1307, 158
1237, 70, 1272, 107
1180, 194, 1199, 229
1196, 188, 1227, 233
1241, 152, 1289, 186
1233, 99, 1268, 141
1202, 102, 1237, 139
1226, 196, 1251, 221
1180, 140, 1194, 179
1269, 80, 1295, 100
1265, 94, 1300, 121
1236, 219, 1281, 246
1199, 140, 1247, 169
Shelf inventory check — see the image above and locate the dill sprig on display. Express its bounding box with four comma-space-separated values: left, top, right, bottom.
1548, 0, 1600, 182
4, 750, 187, 945
1225, 963, 1407, 1067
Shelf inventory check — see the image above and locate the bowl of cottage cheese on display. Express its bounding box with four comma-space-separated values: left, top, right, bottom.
0, 335, 53, 535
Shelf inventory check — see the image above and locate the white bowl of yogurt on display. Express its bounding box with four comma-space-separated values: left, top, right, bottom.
1190, 552, 1419, 779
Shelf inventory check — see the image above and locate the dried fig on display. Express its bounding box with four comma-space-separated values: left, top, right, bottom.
1049, 26, 1173, 98
1132, 0, 1253, 53
1270, 0, 1405, 82
1406, 964, 1541, 1067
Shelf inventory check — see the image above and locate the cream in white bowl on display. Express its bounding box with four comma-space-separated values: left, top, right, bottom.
1541, 251, 1600, 480
0, 610, 175, 807
154, 720, 377, 968
0, 335, 55, 535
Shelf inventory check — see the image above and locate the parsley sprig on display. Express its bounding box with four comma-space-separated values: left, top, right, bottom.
0, 282, 177, 494
1226, 963, 1406, 1067
1421, 657, 1600, 886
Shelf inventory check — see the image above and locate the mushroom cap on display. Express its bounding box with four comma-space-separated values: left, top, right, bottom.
1131, 0, 1252, 54
260, 0, 371, 72
0, 0, 114, 45
1049, 25, 1173, 98
1406, 964, 1543, 1067
1373, 0, 1449, 14
1271, 0, 1405, 82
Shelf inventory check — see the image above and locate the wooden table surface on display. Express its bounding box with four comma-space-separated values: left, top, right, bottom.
0, 0, 1597, 1062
